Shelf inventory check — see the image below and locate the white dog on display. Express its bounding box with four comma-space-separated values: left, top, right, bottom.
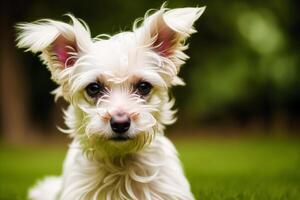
17, 4, 205, 200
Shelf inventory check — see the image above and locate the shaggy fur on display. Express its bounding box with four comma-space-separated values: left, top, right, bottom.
16, 4, 205, 200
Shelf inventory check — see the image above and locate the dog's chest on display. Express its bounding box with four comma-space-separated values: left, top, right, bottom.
60, 147, 163, 199
59, 137, 193, 200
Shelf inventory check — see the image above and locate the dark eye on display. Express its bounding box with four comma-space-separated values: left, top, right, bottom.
85, 82, 103, 98
136, 81, 152, 96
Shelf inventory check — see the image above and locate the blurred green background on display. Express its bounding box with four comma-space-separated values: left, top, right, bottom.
0, 0, 299, 199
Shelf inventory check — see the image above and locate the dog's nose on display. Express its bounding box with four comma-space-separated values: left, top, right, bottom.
110, 112, 131, 134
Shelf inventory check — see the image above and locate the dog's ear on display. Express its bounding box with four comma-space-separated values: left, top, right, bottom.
138, 6, 205, 85
16, 15, 92, 84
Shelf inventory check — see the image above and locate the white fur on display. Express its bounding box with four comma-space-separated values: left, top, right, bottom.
28, 176, 62, 200
17, 5, 205, 200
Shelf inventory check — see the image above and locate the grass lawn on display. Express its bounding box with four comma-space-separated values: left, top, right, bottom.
0, 137, 299, 200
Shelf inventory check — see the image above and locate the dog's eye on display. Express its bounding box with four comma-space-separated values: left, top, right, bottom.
136, 81, 152, 96
85, 82, 103, 98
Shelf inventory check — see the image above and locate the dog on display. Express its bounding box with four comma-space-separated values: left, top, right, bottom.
16, 4, 205, 200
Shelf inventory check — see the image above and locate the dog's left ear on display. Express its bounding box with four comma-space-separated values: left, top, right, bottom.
16, 15, 92, 84
138, 6, 205, 85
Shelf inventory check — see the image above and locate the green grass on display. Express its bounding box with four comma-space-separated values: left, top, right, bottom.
0, 138, 299, 200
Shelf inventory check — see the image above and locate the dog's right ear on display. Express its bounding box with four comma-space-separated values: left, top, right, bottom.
16, 15, 92, 84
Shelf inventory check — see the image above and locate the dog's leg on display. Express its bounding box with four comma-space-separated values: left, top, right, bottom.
28, 176, 62, 200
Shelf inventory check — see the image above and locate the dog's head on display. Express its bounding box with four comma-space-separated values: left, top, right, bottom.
16, 6, 205, 156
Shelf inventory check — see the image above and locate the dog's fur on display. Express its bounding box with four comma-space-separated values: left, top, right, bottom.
16, 4, 205, 200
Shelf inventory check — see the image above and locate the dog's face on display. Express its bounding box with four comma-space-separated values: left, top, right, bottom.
17, 7, 205, 156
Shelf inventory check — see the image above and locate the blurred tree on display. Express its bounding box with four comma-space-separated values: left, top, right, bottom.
0, 0, 31, 142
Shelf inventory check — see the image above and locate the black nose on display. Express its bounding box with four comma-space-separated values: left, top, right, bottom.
110, 114, 131, 134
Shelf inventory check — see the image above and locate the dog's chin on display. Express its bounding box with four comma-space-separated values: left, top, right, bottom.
82, 130, 154, 157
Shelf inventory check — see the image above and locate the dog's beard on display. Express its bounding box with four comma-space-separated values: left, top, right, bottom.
80, 128, 156, 160
79, 128, 158, 160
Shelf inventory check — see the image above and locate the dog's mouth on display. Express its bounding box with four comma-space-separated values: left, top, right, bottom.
110, 135, 131, 142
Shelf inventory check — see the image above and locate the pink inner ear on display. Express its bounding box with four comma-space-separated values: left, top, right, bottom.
153, 27, 174, 57
52, 36, 76, 68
